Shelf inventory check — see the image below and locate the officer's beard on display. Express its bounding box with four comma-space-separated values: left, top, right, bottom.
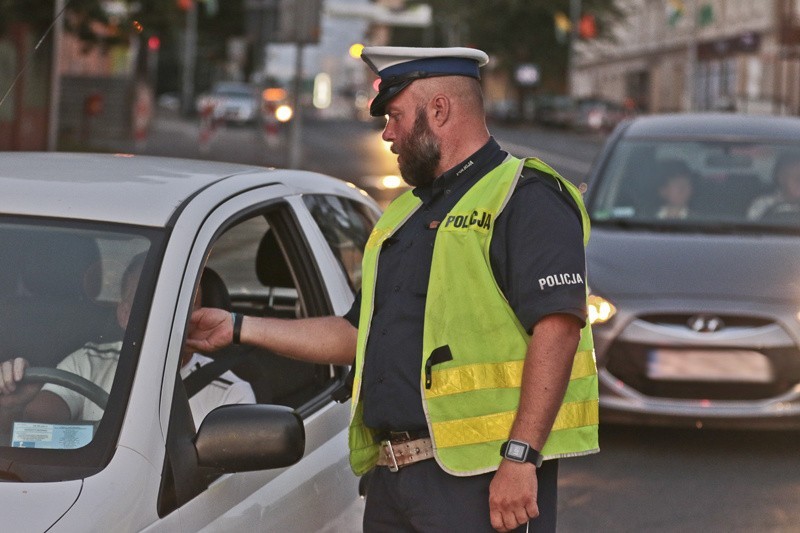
397, 107, 441, 188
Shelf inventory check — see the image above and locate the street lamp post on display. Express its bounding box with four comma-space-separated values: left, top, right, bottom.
47, 0, 66, 151
683, 0, 698, 112
288, 42, 304, 169
181, 1, 198, 116
568, 0, 581, 96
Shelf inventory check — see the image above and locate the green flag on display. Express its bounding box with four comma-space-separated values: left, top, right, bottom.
698, 3, 714, 27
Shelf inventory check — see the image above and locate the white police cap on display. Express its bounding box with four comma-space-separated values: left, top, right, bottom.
361, 46, 489, 117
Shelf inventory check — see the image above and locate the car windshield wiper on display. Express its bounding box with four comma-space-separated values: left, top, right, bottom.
594, 218, 800, 236
593, 218, 667, 231
718, 222, 800, 236
0, 457, 23, 482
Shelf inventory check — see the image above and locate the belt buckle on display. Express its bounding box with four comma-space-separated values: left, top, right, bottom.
389, 431, 412, 442
380, 439, 399, 472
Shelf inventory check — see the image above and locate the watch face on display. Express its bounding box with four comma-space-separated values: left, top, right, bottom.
506, 441, 528, 461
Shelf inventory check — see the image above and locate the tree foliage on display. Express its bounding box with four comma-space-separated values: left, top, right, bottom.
397, 0, 624, 92
2, 0, 245, 93
1, 0, 118, 41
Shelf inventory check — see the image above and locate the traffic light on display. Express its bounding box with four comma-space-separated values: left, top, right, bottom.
554, 12, 571, 43
177, 0, 193, 11
579, 13, 597, 39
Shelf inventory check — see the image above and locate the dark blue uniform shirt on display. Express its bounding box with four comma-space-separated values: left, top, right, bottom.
344, 138, 587, 431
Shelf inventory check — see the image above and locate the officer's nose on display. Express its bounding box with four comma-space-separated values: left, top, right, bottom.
381, 120, 394, 143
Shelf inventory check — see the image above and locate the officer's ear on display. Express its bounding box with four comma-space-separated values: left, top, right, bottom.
429, 94, 450, 127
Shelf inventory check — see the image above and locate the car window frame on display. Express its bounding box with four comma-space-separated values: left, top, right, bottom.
157, 191, 354, 517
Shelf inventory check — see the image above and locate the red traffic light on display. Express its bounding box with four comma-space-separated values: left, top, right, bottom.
579, 13, 597, 39
148, 36, 160, 50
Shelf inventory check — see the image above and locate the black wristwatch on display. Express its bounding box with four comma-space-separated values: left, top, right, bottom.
231, 312, 243, 345
500, 439, 543, 468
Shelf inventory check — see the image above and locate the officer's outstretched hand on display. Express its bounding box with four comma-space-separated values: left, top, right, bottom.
489, 459, 539, 532
186, 308, 234, 354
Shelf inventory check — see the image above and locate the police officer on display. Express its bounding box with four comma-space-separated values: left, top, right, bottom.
186, 46, 598, 533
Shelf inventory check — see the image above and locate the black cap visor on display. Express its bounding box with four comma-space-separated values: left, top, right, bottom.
369, 77, 415, 117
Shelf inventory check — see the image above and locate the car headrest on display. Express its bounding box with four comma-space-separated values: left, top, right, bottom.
200, 267, 231, 310
21, 232, 102, 300
255, 231, 294, 288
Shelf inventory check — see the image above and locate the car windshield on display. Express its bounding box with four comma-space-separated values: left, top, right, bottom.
589, 138, 800, 232
0, 219, 161, 481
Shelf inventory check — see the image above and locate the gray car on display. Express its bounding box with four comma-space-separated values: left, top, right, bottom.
584, 113, 800, 429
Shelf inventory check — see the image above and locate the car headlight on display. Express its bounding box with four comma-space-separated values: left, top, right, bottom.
381, 175, 403, 189
275, 104, 293, 123
587, 294, 617, 325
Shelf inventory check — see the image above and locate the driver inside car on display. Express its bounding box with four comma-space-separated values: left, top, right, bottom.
0, 254, 254, 435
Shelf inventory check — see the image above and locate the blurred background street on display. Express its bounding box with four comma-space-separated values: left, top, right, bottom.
103, 106, 604, 207
115, 108, 800, 532
4, 0, 800, 531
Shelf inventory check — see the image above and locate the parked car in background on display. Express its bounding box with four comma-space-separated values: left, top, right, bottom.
533, 94, 576, 128
0, 153, 378, 531
486, 99, 520, 124
196, 81, 261, 125
584, 113, 800, 430
570, 97, 629, 133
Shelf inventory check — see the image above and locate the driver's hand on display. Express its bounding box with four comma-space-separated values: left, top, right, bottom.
0, 358, 43, 412
185, 307, 235, 353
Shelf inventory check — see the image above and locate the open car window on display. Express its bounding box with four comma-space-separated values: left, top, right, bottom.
0, 218, 162, 481
158, 204, 346, 514
201, 207, 339, 409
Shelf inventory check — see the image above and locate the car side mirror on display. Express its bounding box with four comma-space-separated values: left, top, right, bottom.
194, 404, 305, 472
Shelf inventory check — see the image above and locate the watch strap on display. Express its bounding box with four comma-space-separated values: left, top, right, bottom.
231, 312, 243, 345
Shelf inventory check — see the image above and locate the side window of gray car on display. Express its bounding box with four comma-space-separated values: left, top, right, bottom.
303, 195, 377, 292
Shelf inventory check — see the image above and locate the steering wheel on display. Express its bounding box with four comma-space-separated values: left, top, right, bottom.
21, 367, 109, 411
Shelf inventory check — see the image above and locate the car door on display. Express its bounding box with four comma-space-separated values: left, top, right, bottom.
147, 183, 374, 532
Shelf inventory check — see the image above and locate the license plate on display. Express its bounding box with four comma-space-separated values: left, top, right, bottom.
646, 349, 772, 383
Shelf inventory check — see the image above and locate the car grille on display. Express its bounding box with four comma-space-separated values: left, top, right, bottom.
604, 314, 800, 401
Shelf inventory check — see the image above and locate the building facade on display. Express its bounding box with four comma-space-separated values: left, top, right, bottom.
574, 0, 800, 115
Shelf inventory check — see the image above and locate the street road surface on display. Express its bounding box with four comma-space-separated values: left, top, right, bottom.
119, 111, 800, 532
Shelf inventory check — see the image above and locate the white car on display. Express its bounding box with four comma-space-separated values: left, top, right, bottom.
0, 152, 379, 531
196, 82, 261, 125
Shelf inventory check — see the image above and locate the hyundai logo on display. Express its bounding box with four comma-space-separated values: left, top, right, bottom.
688, 315, 725, 333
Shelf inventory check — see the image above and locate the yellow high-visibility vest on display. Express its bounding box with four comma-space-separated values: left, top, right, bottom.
348, 157, 599, 476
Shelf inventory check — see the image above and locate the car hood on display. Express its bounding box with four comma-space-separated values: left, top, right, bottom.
0, 480, 81, 531
586, 227, 800, 302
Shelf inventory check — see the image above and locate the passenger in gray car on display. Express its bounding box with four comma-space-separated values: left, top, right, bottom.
748, 152, 800, 220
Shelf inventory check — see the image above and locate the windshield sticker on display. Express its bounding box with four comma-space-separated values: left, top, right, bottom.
11, 422, 93, 449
